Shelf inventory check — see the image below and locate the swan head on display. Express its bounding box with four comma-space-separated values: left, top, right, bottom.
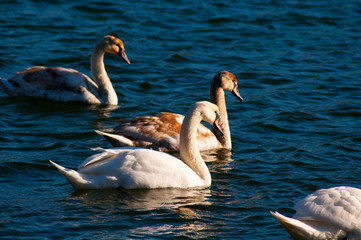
196, 101, 223, 136
101, 35, 131, 64
213, 71, 243, 102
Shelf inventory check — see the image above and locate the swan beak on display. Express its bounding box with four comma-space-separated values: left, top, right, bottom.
213, 112, 224, 136
119, 49, 131, 64
232, 85, 243, 102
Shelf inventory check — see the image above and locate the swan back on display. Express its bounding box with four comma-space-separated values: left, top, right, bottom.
51, 148, 208, 189
271, 186, 361, 239
294, 186, 361, 231
108, 112, 221, 152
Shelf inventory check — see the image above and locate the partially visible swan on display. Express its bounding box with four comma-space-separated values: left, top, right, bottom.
96, 71, 243, 152
50, 101, 221, 189
0, 35, 130, 105
271, 186, 361, 240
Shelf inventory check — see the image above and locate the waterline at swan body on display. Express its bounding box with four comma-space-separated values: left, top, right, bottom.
96, 71, 243, 152
50, 101, 221, 189
271, 186, 361, 240
0, 35, 130, 105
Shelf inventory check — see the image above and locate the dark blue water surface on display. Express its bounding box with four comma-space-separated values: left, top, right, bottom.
1, 0, 361, 239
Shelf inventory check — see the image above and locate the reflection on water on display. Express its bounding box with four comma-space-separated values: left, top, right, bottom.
129, 220, 216, 239
201, 148, 233, 163
68, 188, 220, 238
86, 104, 121, 118
2, 0, 361, 238
68, 183, 231, 238
71, 187, 211, 211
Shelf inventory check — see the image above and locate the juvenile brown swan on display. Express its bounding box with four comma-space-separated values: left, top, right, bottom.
0, 35, 130, 105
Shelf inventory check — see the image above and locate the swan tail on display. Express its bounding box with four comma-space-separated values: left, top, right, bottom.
271, 211, 317, 239
0, 77, 14, 96
95, 130, 135, 147
270, 211, 345, 240
50, 160, 90, 189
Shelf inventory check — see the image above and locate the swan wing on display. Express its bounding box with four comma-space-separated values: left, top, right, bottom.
293, 186, 361, 231
114, 112, 183, 150
7, 66, 101, 103
75, 148, 206, 189
117, 148, 205, 189
78, 147, 134, 169
113, 112, 219, 151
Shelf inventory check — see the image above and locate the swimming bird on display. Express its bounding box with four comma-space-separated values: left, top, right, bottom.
95, 71, 243, 152
50, 101, 221, 189
271, 186, 361, 240
0, 35, 130, 105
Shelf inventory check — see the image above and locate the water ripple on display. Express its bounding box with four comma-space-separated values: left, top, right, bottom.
1, 0, 361, 239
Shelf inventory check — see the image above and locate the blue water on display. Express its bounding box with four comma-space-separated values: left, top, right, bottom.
1, 0, 361, 239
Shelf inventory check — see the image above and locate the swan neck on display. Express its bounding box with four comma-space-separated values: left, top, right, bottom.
180, 110, 211, 184
91, 43, 118, 105
210, 83, 231, 148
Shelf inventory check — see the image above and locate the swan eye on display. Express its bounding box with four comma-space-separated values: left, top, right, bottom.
116, 44, 123, 52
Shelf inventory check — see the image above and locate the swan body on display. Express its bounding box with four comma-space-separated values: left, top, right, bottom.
96, 71, 243, 152
50, 101, 220, 189
95, 112, 221, 152
0, 35, 130, 105
271, 186, 361, 240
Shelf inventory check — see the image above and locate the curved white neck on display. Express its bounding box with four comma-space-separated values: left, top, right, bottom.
210, 83, 231, 149
179, 109, 211, 185
91, 45, 118, 105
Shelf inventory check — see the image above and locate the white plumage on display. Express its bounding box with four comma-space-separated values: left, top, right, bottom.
50, 101, 221, 189
271, 186, 361, 240
50, 147, 205, 189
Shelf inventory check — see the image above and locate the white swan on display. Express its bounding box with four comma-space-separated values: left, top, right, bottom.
271, 186, 361, 240
50, 101, 221, 189
0, 35, 130, 105
95, 71, 243, 152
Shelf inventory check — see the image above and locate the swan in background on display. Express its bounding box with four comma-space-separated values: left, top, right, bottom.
271, 186, 361, 240
0, 35, 130, 105
96, 71, 243, 152
50, 101, 221, 189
